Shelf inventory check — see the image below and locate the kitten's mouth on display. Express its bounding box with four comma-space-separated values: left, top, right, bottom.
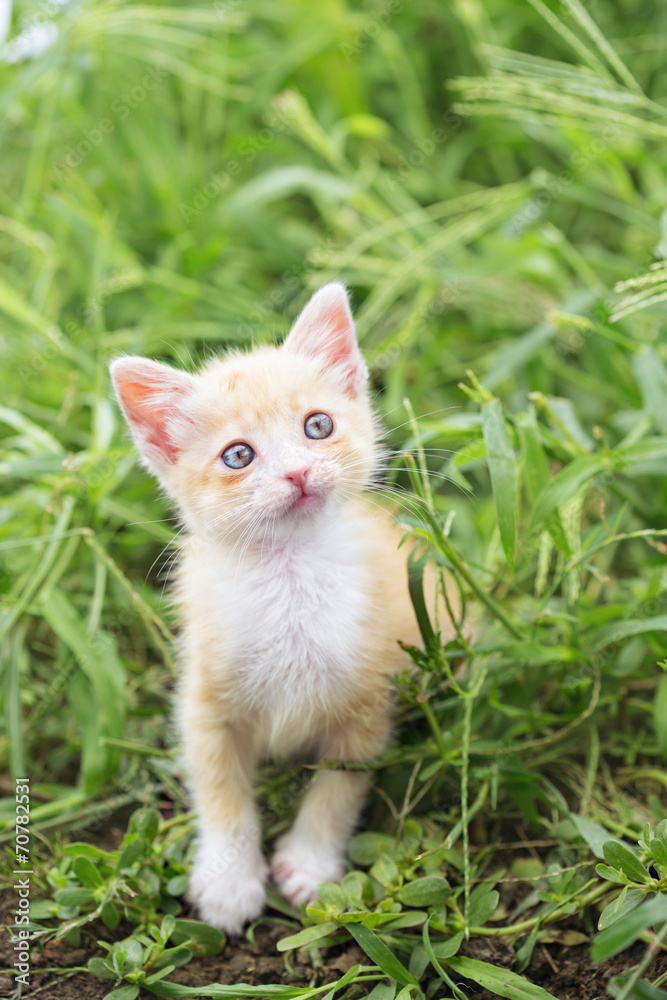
285, 487, 324, 513
292, 492, 320, 508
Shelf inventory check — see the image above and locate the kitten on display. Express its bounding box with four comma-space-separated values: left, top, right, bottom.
110, 282, 454, 934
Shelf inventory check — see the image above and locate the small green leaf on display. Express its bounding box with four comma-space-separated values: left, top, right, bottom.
467, 883, 500, 927
341, 870, 374, 906
370, 852, 399, 886
349, 831, 396, 866
570, 813, 611, 860
166, 875, 189, 897
640, 822, 652, 853
145, 966, 176, 985
30, 899, 59, 919
602, 841, 651, 883
88, 957, 117, 980
117, 838, 146, 871
103, 987, 140, 1000
378, 910, 428, 930
64, 843, 117, 863
138, 864, 161, 898
161, 914, 177, 940
72, 856, 104, 889
130, 808, 161, 844
101, 902, 121, 930
119, 938, 144, 972
154, 946, 193, 970
171, 919, 226, 956
397, 876, 450, 907
431, 931, 464, 960
316, 882, 346, 910
598, 887, 645, 930
650, 839, 667, 868
276, 921, 340, 952
656, 821, 667, 852
55, 887, 95, 907
596, 864, 625, 885
592, 895, 667, 963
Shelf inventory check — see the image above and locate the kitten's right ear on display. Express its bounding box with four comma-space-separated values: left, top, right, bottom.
284, 283, 368, 395
110, 356, 195, 471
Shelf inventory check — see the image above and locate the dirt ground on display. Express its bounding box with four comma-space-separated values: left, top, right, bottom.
2, 812, 665, 1000
2, 895, 667, 1000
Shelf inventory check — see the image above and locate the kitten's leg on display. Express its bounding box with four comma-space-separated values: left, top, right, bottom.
182, 695, 267, 934
271, 698, 390, 906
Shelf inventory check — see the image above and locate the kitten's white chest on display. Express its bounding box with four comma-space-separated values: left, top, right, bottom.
219, 522, 369, 725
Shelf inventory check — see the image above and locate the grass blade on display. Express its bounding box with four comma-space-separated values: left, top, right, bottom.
446, 955, 561, 999
346, 924, 418, 987
591, 896, 667, 964
482, 398, 517, 571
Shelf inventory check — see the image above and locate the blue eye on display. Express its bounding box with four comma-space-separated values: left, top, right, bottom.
221, 442, 255, 468
305, 413, 334, 439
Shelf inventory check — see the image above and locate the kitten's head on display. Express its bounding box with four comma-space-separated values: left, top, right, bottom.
110, 283, 378, 543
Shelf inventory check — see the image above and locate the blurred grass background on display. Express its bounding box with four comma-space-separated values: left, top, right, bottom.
1, 0, 667, 993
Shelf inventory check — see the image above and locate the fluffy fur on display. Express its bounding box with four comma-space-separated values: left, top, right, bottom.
110, 282, 456, 934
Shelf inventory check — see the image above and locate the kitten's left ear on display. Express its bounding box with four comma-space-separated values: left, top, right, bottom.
284, 282, 368, 395
110, 356, 196, 474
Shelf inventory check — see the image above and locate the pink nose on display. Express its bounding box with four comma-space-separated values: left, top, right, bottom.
284, 466, 310, 491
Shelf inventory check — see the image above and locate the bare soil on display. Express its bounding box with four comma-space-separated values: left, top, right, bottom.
2, 893, 667, 1000
2, 816, 666, 1000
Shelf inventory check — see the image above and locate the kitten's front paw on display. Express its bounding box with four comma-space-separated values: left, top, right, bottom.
271, 835, 345, 906
188, 831, 268, 934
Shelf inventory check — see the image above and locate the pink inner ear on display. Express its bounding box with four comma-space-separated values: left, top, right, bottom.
124, 380, 181, 462
112, 359, 193, 464
285, 283, 367, 394
329, 302, 355, 365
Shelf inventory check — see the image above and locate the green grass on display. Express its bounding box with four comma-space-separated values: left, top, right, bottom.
1, 0, 667, 997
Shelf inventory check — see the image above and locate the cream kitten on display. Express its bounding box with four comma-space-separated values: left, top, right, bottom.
110, 283, 454, 934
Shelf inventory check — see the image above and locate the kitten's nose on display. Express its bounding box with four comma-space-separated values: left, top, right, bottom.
284, 466, 310, 492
